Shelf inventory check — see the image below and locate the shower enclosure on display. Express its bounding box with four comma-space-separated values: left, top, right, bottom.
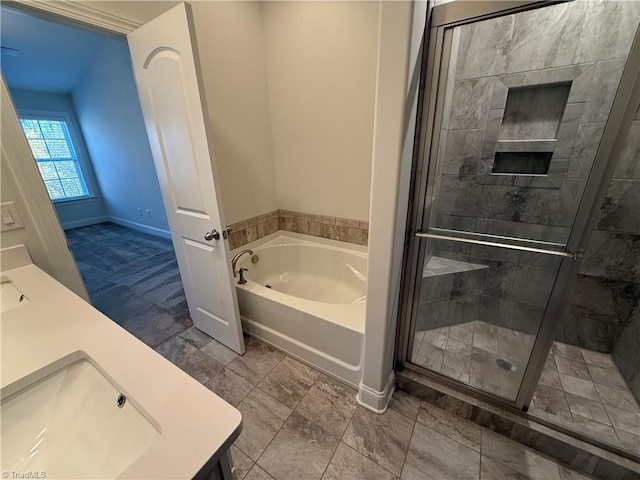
397, 0, 640, 457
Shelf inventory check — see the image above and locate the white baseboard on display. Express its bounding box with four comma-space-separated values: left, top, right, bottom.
357, 371, 396, 414
108, 217, 171, 239
62, 215, 110, 230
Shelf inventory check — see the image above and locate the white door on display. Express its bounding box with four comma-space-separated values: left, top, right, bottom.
128, 3, 245, 354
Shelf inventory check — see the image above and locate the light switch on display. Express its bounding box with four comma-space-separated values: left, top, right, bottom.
1, 202, 25, 232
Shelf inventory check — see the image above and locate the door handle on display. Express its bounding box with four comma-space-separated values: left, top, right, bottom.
204, 229, 220, 241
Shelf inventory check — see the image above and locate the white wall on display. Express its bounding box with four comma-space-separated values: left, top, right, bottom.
72, 37, 170, 235
191, 2, 278, 226
9, 88, 108, 229
263, 1, 379, 221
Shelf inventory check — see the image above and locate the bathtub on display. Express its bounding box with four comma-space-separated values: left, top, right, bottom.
233, 232, 366, 386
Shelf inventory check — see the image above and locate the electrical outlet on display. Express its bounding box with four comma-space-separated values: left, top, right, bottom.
146, 209, 151, 218
137, 208, 142, 216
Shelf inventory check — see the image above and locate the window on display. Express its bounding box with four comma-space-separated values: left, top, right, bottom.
19, 117, 90, 201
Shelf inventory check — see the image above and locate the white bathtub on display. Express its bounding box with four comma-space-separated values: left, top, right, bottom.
234, 232, 366, 386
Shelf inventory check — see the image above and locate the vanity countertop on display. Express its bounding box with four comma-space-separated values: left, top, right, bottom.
1, 250, 242, 479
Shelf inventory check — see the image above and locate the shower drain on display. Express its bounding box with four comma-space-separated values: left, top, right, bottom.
496, 358, 516, 371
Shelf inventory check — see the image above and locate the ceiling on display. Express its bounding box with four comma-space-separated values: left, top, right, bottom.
0, 7, 109, 93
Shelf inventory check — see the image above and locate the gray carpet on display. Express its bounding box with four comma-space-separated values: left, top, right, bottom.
66, 222, 192, 347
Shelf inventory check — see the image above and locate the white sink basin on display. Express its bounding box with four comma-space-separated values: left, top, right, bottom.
1, 276, 29, 313
1, 353, 160, 479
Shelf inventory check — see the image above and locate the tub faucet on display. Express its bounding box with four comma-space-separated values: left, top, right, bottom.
231, 249, 254, 277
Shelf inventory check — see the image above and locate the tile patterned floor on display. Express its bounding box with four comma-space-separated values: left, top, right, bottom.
412, 321, 640, 456
66, 222, 191, 348
153, 330, 593, 480
531, 342, 640, 456
412, 320, 535, 400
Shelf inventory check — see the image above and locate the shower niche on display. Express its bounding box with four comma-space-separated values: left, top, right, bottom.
477, 64, 594, 189
492, 82, 571, 175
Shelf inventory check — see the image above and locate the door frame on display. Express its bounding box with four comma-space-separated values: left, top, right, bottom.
395, 0, 640, 411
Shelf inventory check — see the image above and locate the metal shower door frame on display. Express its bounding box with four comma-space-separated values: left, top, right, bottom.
396, 0, 640, 411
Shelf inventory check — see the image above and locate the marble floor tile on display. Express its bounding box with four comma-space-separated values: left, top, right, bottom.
552, 342, 584, 362
258, 357, 319, 409
538, 368, 562, 390
554, 356, 591, 381
441, 364, 471, 383
343, 406, 414, 476
445, 337, 473, 356
559, 374, 599, 401
296, 374, 358, 438
205, 368, 254, 406
416, 402, 482, 451
472, 333, 498, 353
564, 392, 610, 425
558, 465, 593, 480
177, 350, 224, 384
177, 326, 214, 349
230, 445, 254, 480
401, 422, 480, 480
443, 350, 471, 372
617, 430, 640, 453
580, 349, 617, 369
474, 321, 497, 338
532, 384, 571, 417
449, 323, 474, 344
322, 442, 395, 480
388, 390, 421, 420
604, 404, 640, 436
595, 383, 640, 414
586, 364, 627, 390
154, 335, 198, 365
481, 429, 561, 480
244, 465, 275, 480
227, 336, 285, 385
200, 338, 239, 365
569, 415, 620, 445
258, 412, 339, 480
480, 456, 529, 480
544, 354, 557, 371
234, 388, 292, 460
418, 342, 446, 364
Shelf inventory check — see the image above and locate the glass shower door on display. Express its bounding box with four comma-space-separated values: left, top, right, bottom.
406, 0, 640, 404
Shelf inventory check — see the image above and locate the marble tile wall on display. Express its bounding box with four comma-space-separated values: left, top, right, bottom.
428, 1, 640, 339
227, 210, 369, 250
613, 304, 640, 403
555, 108, 640, 353
416, 256, 488, 330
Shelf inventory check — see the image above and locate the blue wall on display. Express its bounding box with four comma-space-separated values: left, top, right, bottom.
72, 37, 169, 236
9, 88, 109, 228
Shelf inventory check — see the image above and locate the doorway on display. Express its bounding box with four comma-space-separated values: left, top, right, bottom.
0, 6, 189, 347
397, 0, 640, 457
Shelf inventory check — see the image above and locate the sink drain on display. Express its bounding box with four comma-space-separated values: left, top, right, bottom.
496, 358, 516, 371
116, 393, 127, 408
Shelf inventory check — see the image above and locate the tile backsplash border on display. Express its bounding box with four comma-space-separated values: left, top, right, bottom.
227, 209, 369, 250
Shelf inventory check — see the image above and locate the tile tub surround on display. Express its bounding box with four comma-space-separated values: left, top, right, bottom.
152, 331, 593, 480
227, 209, 369, 250
396, 368, 640, 480
613, 303, 640, 404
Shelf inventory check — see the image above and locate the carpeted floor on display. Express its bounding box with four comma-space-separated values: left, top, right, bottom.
66, 222, 192, 348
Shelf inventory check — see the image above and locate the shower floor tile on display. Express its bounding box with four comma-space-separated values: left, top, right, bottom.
530, 343, 640, 456
412, 320, 534, 401
412, 323, 640, 456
